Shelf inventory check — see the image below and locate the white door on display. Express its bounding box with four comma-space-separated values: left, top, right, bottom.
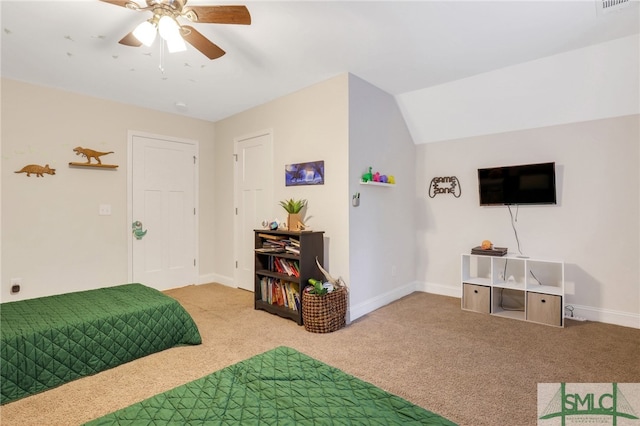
234, 131, 273, 291
130, 132, 198, 291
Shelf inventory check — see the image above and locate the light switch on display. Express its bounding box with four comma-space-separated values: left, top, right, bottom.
99, 204, 112, 216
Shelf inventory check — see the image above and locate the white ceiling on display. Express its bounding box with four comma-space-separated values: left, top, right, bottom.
2, 0, 639, 123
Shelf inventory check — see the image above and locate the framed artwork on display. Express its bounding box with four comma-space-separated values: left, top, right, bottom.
285, 161, 325, 186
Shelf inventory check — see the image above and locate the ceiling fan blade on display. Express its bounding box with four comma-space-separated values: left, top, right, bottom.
181, 26, 225, 60
119, 32, 143, 47
182, 5, 251, 25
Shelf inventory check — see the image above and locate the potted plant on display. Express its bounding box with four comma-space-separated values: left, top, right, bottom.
279, 198, 306, 231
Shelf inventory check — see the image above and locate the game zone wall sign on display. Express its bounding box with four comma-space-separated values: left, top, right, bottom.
429, 176, 461, 198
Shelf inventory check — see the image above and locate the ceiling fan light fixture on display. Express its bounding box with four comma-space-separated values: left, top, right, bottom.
156, 15, 185, 52
133, 20, 157, 47
158, 15, 186, 52
166, 36, 187, 52
104, 1, 251, 60
158, 15, 179, 40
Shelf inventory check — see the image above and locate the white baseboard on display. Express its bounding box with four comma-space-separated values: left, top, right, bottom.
567, 304, 640, 329
195, 275, 640, 330
415, 281, 460, 298
199, 273, 234, 287
418, 281, 640, 330
348, 281, 418, 323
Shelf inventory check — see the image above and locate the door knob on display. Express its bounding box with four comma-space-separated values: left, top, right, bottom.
132, 221, 147, 240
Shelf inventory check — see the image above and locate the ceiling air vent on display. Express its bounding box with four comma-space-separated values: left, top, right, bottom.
596, 0, 632, 15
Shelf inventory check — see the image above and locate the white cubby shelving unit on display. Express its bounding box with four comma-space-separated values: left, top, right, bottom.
461, 253, 565, 327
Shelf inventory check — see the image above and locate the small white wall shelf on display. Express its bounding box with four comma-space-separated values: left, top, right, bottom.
359, 181, 395, 187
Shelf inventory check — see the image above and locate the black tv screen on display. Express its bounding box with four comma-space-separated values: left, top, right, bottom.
478, 162, 556, 206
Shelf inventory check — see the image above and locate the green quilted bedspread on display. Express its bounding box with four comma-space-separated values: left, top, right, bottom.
1, 283, 201, 405
86, 346, 456, 425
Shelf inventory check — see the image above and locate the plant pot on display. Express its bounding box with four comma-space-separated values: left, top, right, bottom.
287, 213, 302, 231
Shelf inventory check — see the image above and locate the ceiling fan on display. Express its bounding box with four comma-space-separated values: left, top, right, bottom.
100, 0, 251, 60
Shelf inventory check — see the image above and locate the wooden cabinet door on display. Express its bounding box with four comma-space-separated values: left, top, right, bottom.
527, 293, 562, 326
462, 283, 491, 314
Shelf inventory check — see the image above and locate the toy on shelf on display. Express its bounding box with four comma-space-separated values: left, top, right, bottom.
361, 166, 395, 185
361, 167, 373, 182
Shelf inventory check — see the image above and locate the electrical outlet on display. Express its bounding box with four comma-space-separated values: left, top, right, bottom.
10, 278, 22, 294
565, 315, 586, 322
99, 204, 112, 216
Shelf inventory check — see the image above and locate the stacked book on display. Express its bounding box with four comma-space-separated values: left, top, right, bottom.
256, 233, 301, 255
284, 238, 300, 255
471, 246, 508, 256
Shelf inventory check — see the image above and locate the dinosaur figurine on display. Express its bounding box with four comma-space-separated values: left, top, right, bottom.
362, 166, 373, 182
14, 164, 56, 177
73, 146, 114, 165
132, 221, 147, 240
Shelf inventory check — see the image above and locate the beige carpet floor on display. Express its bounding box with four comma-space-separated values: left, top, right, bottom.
1, 283, 639, 425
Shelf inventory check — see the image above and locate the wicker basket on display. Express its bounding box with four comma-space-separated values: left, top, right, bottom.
302, 286, 347, 333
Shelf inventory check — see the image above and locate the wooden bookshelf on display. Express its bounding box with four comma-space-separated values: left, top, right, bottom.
254, 229, 324, 325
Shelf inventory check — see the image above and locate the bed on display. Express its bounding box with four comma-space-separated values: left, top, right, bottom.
0, 283, 201, 405
85, 346, 455, 425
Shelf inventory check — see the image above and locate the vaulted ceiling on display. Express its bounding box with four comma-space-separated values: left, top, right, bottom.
2, 1, 638, 123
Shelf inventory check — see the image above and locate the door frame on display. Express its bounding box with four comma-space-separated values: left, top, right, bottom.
127, 130, 199, 285
233, 129, 274, 290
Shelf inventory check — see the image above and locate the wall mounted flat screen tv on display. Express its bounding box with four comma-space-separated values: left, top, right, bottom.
478, 162, 556, 206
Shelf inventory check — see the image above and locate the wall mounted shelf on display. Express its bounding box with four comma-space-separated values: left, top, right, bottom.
69, 162, 118, 169
359, 181, 394, 187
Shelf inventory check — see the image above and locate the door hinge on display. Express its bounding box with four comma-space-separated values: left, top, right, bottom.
194, 259, 196, 267
194, 207, 196, 215
193, 156, 197, 164
235, 260, 238, 268
233, 154, 238, 162
235, 207, 238, 215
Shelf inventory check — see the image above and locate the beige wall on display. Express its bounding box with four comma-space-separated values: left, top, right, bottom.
212, 74, 350, 288
415, 114, 640, 327
2, 74, 637, 328
348, 75, 417, 318
214, 73, 418, 322
1, 78, 216, 302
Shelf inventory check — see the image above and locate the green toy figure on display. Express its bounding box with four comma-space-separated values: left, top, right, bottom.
362, 166, 373, 182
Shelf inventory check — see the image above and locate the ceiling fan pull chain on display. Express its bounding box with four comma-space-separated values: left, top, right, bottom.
159, 38, 165, 74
